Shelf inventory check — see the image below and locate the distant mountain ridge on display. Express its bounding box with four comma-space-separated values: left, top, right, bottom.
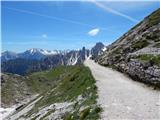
1, 48, 68, 61
1, 42, 105, 75
1, 51, 19, 61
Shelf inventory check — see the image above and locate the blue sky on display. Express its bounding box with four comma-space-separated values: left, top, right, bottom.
1, 1, 159, 52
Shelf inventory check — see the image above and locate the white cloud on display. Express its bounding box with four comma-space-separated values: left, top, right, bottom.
42, 34, 48, 38
88, 28, 100, 36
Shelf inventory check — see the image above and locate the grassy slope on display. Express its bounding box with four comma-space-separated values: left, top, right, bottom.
26, 66, 74, 93
7, 65, 101, 119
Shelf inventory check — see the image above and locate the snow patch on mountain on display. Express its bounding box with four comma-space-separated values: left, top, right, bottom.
71, 52, 79, 65
1, 48, 70, 61
102, 47, 107, 52
27, 48, 59, 55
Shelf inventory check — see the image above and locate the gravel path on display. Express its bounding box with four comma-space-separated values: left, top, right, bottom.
84, 59, 160, 120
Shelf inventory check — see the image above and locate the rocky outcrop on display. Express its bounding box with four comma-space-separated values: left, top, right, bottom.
91, 42, 105, 59
117, 59, 160, 87
129, 47, 160, 56
97, 9, 160, 87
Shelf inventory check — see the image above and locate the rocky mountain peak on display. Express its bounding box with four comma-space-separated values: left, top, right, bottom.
95, 42, 105, 48
91, 42, 105, 59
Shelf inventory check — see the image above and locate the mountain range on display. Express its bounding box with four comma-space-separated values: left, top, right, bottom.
1, 42, 105, 75
1, 48, 69, 61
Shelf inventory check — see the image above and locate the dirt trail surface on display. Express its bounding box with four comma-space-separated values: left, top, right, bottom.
84, 59, 160, 120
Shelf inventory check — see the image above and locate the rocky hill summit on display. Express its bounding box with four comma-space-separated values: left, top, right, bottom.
96, 9, 160, 88
91, 42, 105, 59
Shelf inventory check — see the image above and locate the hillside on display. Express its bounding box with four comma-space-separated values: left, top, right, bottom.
96, 9, 160, 87
2, 65, 101, 120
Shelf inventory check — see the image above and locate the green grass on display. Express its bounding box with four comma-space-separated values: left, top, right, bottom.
136, 54, 160, 66
26, 65, 75, 93
64, 106, 101, 120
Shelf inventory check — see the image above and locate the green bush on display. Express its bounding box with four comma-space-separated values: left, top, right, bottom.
132, 40, 149, 49
95, 106, 102, 113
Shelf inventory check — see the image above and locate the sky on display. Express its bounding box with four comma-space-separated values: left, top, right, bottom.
1, 1, 159, 52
